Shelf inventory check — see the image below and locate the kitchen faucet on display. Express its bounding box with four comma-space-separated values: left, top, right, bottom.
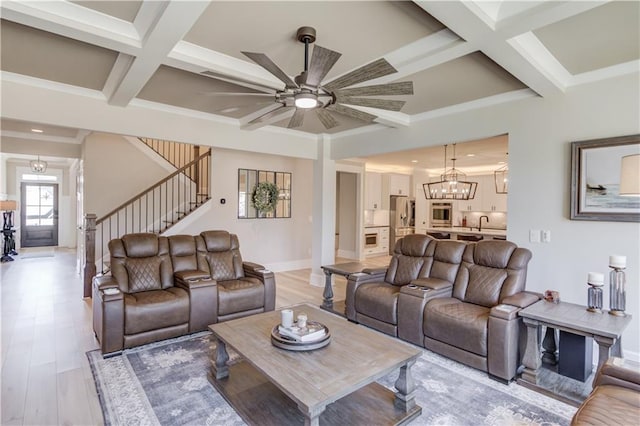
479, 215, 489, 232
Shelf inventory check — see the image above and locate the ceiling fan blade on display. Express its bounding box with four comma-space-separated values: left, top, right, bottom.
203, 92, 275, 97
315, 108, 339, 130
337, 97, 405, 111
327, 104, 377, 122
242, 105, 295, 130
247, 105, 294, 124
335, 81, 413, 97
323, 58, 397, 92
305, 45, 342, 87
287, 108, 305, 129
242, 52, 298, 88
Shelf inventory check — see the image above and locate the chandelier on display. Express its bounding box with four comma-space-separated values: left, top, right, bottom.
30, 156, 47, 173
494, 154, 508, 194
423, 144, 477, 200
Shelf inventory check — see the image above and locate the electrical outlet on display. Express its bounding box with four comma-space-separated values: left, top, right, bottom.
542, 230, 551, 243
529, 229, 541, 243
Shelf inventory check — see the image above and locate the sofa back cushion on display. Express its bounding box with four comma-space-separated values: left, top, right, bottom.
385, 234, 433, 285
196, 230, 244, 281
109, 233, 173, 293
428, 240, 466, 283
168, 235, 199, 273
453, 240, 532, 307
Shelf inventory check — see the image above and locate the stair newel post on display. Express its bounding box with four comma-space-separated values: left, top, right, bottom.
83, 213, 97, 298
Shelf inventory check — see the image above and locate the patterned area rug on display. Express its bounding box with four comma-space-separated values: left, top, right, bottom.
87, 332, 577, 425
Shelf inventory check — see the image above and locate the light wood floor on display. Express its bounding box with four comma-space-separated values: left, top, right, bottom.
0, 247, 390, 425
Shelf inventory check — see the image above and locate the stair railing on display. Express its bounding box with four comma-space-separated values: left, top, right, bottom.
139, 138, 210, 182
83, 151, 211, 297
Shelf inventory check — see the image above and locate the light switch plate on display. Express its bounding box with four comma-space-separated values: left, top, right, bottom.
542, 230, 551, 243
529, 229, 541, 243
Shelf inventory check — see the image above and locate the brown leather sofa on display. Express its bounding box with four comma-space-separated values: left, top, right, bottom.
346, 235, 536, 382
92, 231, 275, 355
571, 357, 640, 425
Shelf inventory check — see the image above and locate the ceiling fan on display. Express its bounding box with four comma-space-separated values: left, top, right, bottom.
208, 26, 414, 130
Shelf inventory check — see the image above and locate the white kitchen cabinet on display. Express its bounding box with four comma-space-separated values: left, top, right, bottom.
455, 175, 507, 213
365, 172, 382, 210
388, 173, 411, 196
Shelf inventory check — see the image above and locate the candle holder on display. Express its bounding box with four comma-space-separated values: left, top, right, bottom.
586, 272, 604, 313
608, 255, 627, 317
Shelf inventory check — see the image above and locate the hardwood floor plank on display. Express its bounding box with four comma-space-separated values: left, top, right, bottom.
57, 368, 100, 426
23, 361, 58, 426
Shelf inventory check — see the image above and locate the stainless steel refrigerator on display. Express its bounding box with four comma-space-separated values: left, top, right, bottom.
389, 195, 414, 254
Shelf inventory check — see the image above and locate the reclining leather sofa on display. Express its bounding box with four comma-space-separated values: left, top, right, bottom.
346, 235, 536, 382
571, 357, 640, 425
92, 231, 275, 355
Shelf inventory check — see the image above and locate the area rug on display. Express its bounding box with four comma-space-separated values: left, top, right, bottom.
87, 332, 577, 425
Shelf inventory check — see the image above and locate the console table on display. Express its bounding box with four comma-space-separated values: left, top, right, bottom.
518, 300, 632, 398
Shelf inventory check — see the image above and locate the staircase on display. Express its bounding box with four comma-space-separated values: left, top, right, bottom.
83, 139, 211, 297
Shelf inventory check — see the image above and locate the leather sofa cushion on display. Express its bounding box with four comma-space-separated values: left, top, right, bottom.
125, 257, 162, 292
124, 287, 189, 335
571, 385, 640, 425
122, 233, 160, 258
473, 240, 516, 269
169, 235, 198, 272
201, 230, 239, 252
424, 298, 489, 356
218, 277, 264, 316
207, 251, 237, 281
355, 283, 401, 324
464, 264, 507, 308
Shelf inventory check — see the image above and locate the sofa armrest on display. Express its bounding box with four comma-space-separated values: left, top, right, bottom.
502, 291, 540, 309
345, 270, 386, 321
410, 277, 453, 291
174, 270, 217, 332
361, 267, 387, 275
243, 262, 276, 312
594, 357, 640, 392
92, 275, 124, 355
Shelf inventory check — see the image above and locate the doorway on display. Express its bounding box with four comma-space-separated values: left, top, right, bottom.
20, 182, 59, 247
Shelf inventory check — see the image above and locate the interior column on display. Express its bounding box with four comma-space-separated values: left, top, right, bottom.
309, 135, 336, 287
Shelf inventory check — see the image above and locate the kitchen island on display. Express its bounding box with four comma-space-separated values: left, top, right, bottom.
425, 226, 506, 240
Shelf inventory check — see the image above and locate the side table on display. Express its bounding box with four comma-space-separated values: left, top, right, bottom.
320, 262, 367, 315
518, 300, 632, 401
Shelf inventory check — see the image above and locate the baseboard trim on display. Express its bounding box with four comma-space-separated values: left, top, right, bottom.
264, 259, 312, 273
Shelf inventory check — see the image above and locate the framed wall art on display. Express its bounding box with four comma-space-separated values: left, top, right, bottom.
237, 169, 291, 219
570, 134, 640, 222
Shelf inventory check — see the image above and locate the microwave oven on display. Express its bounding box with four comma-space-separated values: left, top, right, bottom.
431, 202, 452, 226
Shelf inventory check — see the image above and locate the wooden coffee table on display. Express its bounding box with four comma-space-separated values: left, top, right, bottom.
208, 303, 422, 426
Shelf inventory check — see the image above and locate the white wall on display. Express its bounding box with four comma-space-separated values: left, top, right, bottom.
83, 132, 169, 217
338, 172, 357, 256
165, 148, 314, 271
333, 74, 640, 359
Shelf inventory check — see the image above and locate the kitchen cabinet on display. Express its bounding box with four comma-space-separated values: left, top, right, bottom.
364, 226, 389, 257
455, 175, 507, 213
388, 173, 411, 196
365, 172, 382, 210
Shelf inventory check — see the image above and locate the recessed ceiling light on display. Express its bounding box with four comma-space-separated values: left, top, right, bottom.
31, 128, 44, 133
411, 160, 418, 163
466, 153, 475, 157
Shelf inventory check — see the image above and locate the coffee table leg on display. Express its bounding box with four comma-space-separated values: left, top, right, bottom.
212, 338, 229, 380
300, 404, 325, 426
394, 359, 417, 412
322, 269, 334, 309
521, 318, 541, 384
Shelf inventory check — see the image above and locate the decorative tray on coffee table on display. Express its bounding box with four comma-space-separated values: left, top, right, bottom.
271, 321, 331, 351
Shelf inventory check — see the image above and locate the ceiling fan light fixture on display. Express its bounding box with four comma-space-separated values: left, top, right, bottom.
294, 93, 318, 109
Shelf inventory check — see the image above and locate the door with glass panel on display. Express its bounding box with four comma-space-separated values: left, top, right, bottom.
20, 182, 59, 247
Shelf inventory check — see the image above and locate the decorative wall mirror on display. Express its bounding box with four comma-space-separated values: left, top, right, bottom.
238, 169, 291, 219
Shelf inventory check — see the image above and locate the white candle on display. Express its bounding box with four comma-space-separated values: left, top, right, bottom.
281, 309, 293, 328
587, 272, 604, 286
609, 255, 627, 269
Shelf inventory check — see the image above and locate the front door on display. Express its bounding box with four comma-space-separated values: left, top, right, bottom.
20, 182, 59, 247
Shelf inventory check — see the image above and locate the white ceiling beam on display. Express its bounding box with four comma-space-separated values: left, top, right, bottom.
107, 1, 210, 106
415, 0, 565, 97
0, 0, 141, 55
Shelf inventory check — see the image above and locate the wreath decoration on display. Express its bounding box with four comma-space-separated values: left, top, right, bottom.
251, 181, 280, 214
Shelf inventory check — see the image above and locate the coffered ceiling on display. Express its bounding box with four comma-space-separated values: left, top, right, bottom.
1, 1, 638, 166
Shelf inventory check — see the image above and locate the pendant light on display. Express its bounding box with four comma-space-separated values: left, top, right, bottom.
423, 144, 477, 200
30, 155, 47, 173
494, 153, 508, 194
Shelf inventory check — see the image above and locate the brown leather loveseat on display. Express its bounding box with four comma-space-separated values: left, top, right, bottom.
346, 235, 536, 382
92, 231, 275, 355
571, 357, 640, 425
